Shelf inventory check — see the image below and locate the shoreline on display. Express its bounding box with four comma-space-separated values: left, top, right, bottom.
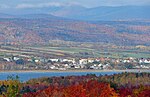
0, 69, 149, 73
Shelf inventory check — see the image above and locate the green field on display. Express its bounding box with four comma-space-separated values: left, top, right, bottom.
0, 44, 150, 58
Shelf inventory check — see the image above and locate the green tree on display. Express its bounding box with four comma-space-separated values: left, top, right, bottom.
3, 75, 21, 97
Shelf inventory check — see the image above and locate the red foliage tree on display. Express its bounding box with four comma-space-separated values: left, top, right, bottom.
22, 81, 118, 97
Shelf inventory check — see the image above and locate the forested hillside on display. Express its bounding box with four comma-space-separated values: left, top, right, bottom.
0, 18, 150, 46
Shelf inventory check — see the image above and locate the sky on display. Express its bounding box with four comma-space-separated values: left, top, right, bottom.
0, 0, 150, 9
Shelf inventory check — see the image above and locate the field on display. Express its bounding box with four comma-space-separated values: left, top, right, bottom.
0, 43, 150, 58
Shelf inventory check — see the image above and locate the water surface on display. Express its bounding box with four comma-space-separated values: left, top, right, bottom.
0, 71, 120, 82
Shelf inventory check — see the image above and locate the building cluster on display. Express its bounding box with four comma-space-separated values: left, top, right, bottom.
0, 56, 150, 70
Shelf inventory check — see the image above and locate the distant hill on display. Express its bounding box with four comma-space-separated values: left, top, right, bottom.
1, 6, 150, 21
0, 13, 15, 18
50, 6, 150, 21
0, 13, 64, 19
17, 14, 63, 19
0, 18, 150, 46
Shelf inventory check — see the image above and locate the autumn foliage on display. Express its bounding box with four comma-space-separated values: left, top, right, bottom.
22, 81, 118, 97
0, 73, 150, 97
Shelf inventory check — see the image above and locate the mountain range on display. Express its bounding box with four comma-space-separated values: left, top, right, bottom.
1, 6, 150, 21
51, 6, 150, 21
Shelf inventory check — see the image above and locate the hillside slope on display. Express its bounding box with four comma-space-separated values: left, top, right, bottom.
0, 18, 150, 45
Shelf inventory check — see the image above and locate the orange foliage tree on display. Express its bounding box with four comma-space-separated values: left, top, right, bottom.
22, 81, 118, 97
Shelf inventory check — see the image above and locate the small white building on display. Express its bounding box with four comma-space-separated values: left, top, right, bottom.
79, 59, 88, 65
144, 59, 150, 64
50, 59, 59, 62
13, 57, 20, 61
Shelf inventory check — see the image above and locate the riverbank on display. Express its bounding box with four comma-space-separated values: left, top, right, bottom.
0, 69, 149, 73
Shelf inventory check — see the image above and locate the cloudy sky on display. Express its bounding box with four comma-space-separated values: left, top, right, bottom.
0, 0, 150, 9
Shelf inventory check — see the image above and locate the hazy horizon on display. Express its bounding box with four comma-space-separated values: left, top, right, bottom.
0, 0, 150, 10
